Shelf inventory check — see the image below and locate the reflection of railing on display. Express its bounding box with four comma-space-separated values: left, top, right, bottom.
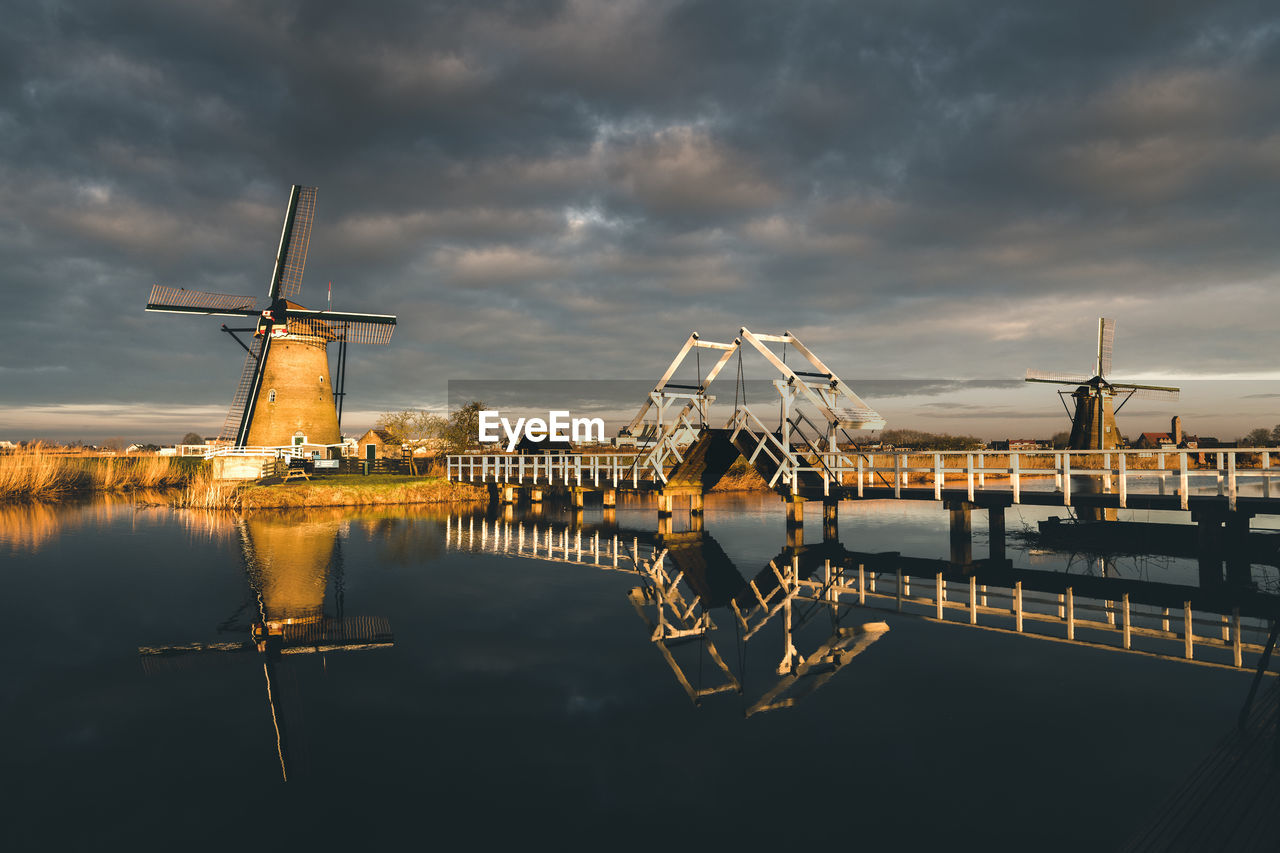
444, 510, 1280, 723
790, 555, 1277, 671
444, 514, 658, 572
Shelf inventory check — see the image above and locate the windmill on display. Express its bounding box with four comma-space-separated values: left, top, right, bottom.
1026, 317, 1180, 450
145, 185, 396, 449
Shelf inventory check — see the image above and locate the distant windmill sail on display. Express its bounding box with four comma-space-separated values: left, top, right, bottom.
1026, 317, 1179, 451
145, 185, 397, 449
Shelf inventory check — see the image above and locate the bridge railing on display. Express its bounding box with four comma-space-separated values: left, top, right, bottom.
816, 447, 1280, 509
446, 453, 643, 488
203, 445, 311, 461
446, 447, 1280, 510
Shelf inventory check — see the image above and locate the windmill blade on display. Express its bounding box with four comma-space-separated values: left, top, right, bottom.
219, 334, 267, 443
146, 285, 259, 317
1112, 382, 1180, 401
1026, 369, 1092, 385
288, 308, 397, 345
1098, 317, 1115, 377
268, 185, 317, 301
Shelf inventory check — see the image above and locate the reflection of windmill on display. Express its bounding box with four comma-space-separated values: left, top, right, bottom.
1026, 317, 1179, 450
145, 185, 397, 447
138, 515, 393, 781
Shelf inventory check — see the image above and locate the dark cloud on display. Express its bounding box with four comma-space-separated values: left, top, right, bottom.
2, 0, 1278, 442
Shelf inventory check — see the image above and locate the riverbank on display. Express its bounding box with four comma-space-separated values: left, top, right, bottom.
0, 448, 201, 499
236, 474, 486, 509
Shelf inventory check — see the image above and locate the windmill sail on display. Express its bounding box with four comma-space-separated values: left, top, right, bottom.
287, 310, 397, 345
269, 185, 316, 301
1097, 317, 1115, 377
1026, 369, 1092, 385
146, 285, 259, 316
220, 335, 266, 443
1111, 383, 1180, 401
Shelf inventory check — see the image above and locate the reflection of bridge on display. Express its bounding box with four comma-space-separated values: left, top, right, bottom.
447, 510, 1280, 695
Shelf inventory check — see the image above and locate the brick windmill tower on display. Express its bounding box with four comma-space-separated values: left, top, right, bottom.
1026, 317, 1179, 450
146, 186, 396, 449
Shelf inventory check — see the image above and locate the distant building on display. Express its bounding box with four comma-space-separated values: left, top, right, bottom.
990, 439, 1049, 451
357, 428, 399, 461
1133, 432, 1177, 451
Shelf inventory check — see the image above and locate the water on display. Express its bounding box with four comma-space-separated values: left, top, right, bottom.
0, 494, 1271, 847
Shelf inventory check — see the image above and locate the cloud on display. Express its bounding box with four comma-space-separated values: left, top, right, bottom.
2, 1, 1279, 442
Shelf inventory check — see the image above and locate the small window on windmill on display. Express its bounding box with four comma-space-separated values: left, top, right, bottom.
268, 389, 276, 403
292, 433, 306, 447
319, 375, 325, 383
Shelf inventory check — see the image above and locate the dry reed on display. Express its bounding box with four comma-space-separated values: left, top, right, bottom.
0, 446, 200, 499
170, 465, 246, 509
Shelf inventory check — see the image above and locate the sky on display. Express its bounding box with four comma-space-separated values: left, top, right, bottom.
2, 0, 1278, 444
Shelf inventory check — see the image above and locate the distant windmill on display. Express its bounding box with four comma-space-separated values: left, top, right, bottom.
1026, 317, 1180, 450
145, 185, 396, 448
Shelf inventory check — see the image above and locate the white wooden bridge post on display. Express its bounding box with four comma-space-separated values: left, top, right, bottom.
1179, 452, 1189, 510
1228, 452, 1237, 512
1063, 453, 1072, 505
1011, 453, 1020, 504
1118, 453, 1127, 508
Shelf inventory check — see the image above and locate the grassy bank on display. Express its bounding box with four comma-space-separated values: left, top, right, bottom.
237, 474, 486, 509
0, 447, 202, 499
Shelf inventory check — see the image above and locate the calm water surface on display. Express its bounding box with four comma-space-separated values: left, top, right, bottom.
0, 493, 1270, 847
